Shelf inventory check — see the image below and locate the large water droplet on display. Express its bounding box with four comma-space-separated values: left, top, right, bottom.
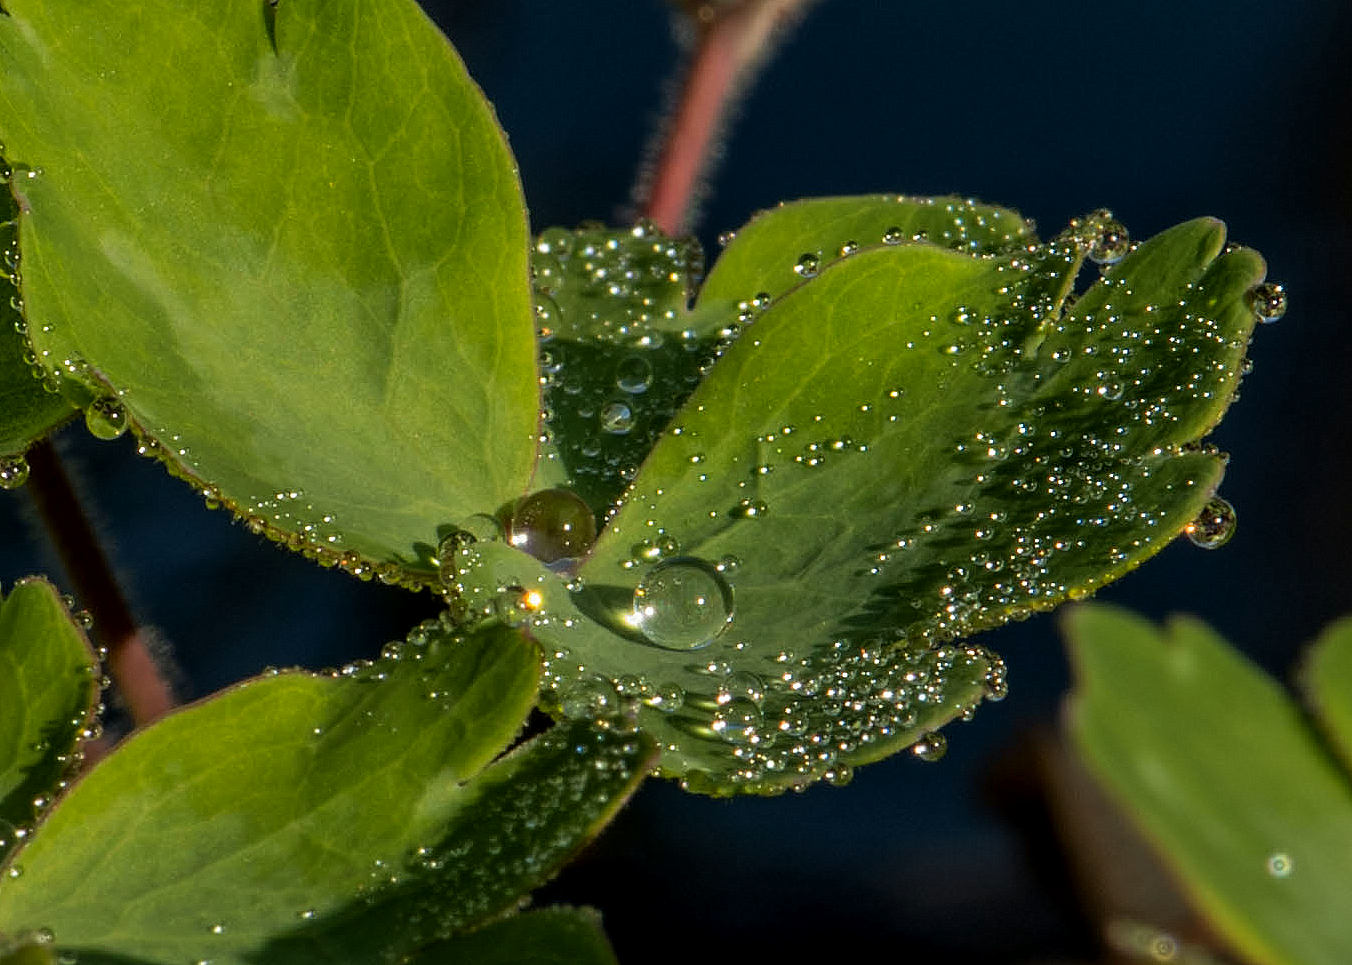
1075, 209, 1130, 264
1184, 496, 1236, 549
506, 488, 597, 564
1248, 282, 1287, 323
630, 557, 734, 651
84, 397, 129, 440
0, 454, 29, 490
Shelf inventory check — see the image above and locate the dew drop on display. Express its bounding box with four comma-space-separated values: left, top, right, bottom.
1184, 496, 1236, 549
599, 401, 634, 435
560, 676, 617, 719
882, 226, 904, 245
505, 488, 597, 565
630, 557, 734, 651
1266, 852, 1293, 877
1248, 282, 1287, 323
793, 252, 820, 278
615, 355, 653, 394
910, 731, 947, 762
84, 397, 129, 440
0, 454, 29, 490
711, 697, 761, 743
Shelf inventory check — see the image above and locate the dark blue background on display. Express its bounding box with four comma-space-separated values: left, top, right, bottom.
2, 1, 1349, 960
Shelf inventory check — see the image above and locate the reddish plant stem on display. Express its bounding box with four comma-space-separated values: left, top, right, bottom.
639, 0, 814, 235
24, 437, 175, 728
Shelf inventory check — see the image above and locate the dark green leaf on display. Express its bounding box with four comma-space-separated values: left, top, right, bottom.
0, 619, 541, 963
1301, 615, 1352, 774
1065, 605, 1352, 965
501, 215, 1266, 794
404, 907, 620, 965
0, 577, 98, 863
0, 0, 539, 574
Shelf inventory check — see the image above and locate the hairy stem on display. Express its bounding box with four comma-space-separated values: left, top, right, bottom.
24, 438, 174, 728
638, 0, 815, 235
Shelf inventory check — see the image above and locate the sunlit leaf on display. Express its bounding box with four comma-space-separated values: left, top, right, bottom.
0, 0, 539, 574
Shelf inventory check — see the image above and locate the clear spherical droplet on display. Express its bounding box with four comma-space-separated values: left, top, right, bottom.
1248, 282, 1287, 323
793, 252, 820, 278
630, 557, 734, 651
599, 401, 634, 435
1184, 496, 1236, 549
910, 731, 947, 762
615, 355, 653, 394
0, 454, 29, 490
506, 488, 597, 564
1076, 209, 1130, 264
84, 397, 129, 440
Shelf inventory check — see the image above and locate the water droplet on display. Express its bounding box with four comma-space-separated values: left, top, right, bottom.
599, 401, 634, 435
84, 397, 129, 440
0, 454, 29, 490
1248, 282, 1287, 323
882, 226, 904, 245
910, 731, 947, 762
506, 488, 597, 564
1070, 209, 1131, 264
630, 557, 734, 651
1184, 496, 1236, 549
560, 676, 617, 718
711, 697, 761, 743
1266, 852, 1293, 877
793, 252, 820, 278
615, 355, 653, 394
730, 498, 767, 519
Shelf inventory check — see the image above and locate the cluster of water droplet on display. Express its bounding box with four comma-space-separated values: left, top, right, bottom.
531, 221, 722, 515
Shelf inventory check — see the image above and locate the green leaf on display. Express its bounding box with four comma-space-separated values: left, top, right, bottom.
1301, 616, 1352, 773
0, 0, 538, 574
498, 214, 1266, 794
698, 195, 1035, 312
0, 577, 98, 862
1064, 605, 1352, 965
0, 190, 76, 458
252, 717, 654, 961
403, 907, 620, 965
532, 198, 1034, 517
0, 618, 543, 963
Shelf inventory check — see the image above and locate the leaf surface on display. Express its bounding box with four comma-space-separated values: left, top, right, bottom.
403, 907, 620, 965
503, 216, 1266, 794
0, 191, 75, 457
1065, 605, 1352, 965
0, 578, 97, 862
0, 619, 544, 963
0, 0, 539, 572
1301, 616, 1352, 774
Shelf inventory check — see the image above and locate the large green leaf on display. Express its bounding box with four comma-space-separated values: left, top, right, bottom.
474, 215, 1266, 794
404, 907, 620, 965
1064, 605, 1352, 965
0, 191, 75, 459
0, 619, 544, 963
0, 577, 98, 863
0, 0, 539, 575
1301, 616, 1352, 774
